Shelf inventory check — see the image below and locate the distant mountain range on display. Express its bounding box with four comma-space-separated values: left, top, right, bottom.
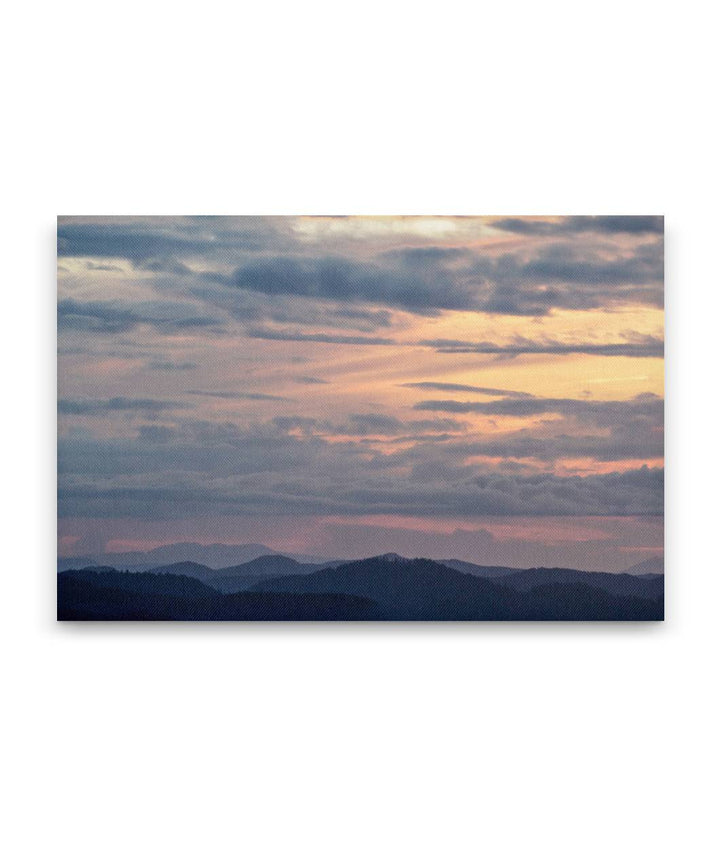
57, 541, 662, 576
623, 556, 664, 576
56, 542, 335, 573
57, 552, 663, 621
148, 555, 331, 594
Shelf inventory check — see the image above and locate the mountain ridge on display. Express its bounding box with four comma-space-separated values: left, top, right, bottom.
57, 543, 338, 572
57, 552, 664, 620
58, 542, 664, 577
624, 556, 664, 575
58, 556, 664, 621
251, 556, 663, 620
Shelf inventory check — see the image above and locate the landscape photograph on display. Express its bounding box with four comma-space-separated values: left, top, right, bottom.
57, 215, 664, 621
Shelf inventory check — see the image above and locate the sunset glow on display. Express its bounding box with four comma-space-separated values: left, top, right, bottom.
57, 215, 663, 571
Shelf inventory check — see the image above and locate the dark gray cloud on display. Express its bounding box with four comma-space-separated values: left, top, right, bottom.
366, 389, 665, 466
413, 391, 663, 421
58, 402, 663, 521
57, 217, 285, 261
419, 334, 664, 358
58, 393, 660, 522
491, 216, 664, 236
57, 457, 663, 519
135, 258, 194, 275
242, 326, 663, 357
472, 244, 663, 315
380, 246, 470, 264
345, 413, 405, 434
58, 222, 196, 261
396, 411, 663, 464
199, 286, 395, 332
58, 397, 188, 415
245, 326, 397, 346
223, 239, 662, 317
449, 428, 664, 462
272, 414, 466, 436
148, 360, 199, 371
497, 243, 661, 287
185, 390, 290, 402
272, 416, 321, 432
401, 382, 534, 398
137, 425, 176, 443
58, 421, 334, 482
58, 298, 221, 335
225, 255, 479, 314
292, 376, 329, 385
59, 217, 663, 320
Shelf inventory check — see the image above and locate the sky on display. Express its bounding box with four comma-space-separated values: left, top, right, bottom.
57, 216, 664, 571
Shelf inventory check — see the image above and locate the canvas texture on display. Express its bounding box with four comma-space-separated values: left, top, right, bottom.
57, 216, 664, 620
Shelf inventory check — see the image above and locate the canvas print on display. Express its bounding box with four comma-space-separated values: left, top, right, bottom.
57, 216, 664, 620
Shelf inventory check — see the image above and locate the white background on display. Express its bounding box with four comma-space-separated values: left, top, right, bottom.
2, 2, 718, 854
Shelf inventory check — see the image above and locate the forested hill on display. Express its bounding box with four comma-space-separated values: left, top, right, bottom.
57, 556, 663, 621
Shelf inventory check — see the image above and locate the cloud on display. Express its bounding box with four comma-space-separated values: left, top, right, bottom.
292, 376, 330, 385
58, 421, 333, 482
57, 217, 285, 261
85, 261, 124, 272
58, 397, 187, 415
185, 390, 290, 402
413, 391, 663, 421
135, 258, 194, 275
137, 425, 176, 443
59, 217, 664, 320
58, 390, 661, 521
344, 413, 405, 434
400, 382, 533, 398
245, 326, 397, 346
58, 298, 221, 335
148, 360, 198, 371
198, 285, 395, 332
419, 334, 664, 358
227, 256, 476, 314
272, 414, 466, 437
449, 428, 664, 462
56, 217, 665, 566
377, 390, 664, 465
223, 240, 662, 318
57, 458, 664, 520
243, 326, 663, 357
491, 216, 664, 236
473, 245, 663, 315
250, 258, 470, 315
400, 412, 663, 464
57, 409, 663, 521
